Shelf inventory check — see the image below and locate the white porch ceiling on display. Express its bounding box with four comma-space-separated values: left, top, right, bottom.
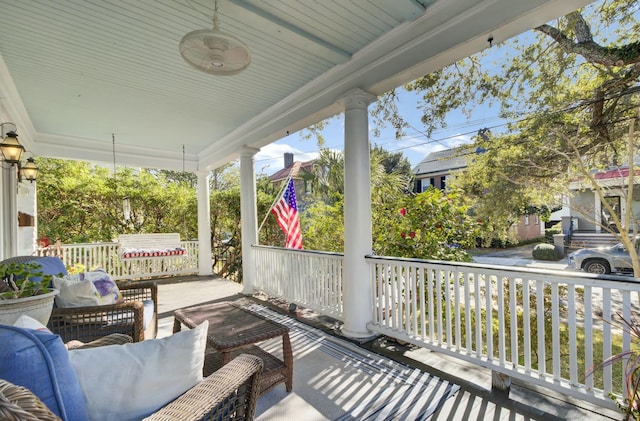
0, 0, 594, 172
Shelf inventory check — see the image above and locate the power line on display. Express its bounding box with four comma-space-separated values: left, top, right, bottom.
255, 85, 640, 164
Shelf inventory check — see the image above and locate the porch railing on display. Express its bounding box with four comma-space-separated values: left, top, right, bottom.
253, 245, 344, 320
35, 241, 199, 280
251, 245, 640, 409
367, 255, 639, 409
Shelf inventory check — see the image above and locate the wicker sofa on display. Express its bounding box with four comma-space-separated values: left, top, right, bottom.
0, 332, 264, 421
0, 255, 157, 343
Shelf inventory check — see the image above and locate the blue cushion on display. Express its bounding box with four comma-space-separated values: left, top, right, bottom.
23, 256, 68, 284
0, 324, 89, 421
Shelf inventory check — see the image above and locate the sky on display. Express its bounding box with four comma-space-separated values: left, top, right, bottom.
252, 73, 509, 176
250, 6, 563, 177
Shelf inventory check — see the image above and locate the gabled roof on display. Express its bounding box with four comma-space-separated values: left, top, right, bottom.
269, 160, 315, 183
413, 146, 485, 176
569, 166, 640, 190
593, 167, 639, 179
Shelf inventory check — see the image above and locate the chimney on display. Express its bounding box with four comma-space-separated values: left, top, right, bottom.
284, 152, 294, 168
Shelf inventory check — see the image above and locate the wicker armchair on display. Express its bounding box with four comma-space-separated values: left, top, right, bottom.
48, 280, 158, 343
0, 353, 264, 421
0, 255, 158, 343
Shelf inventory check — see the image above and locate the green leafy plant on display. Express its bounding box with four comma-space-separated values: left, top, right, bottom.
0, 262, 54, 300
586, 312, 640, 421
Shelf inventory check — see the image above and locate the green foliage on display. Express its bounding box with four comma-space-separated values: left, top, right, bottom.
301, 199, 344, 252
210, 163, 240, 191
373, 188, 477, 261
298, 147, 468, 260
375, 0, 640, 245
37, 159, 199, 243
532, 243, 560, 261
0, 262, 55, 299
586, 313, 640, 420
371, 145, 413, 177
150, 169, 197, 189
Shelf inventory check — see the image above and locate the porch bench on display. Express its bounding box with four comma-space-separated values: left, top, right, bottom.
118, 233, 186, 260
118, 233, 188, 278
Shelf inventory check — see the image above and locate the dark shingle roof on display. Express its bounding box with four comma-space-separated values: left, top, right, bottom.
412, 145, 484, 176
269, 159, 315, 182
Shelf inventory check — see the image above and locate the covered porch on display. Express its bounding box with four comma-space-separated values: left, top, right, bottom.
0, 0, 631, 418
39, 239, 640, 415
155, 272, 620, 419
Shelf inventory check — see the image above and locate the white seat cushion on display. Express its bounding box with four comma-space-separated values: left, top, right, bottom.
68, 321, 208, 421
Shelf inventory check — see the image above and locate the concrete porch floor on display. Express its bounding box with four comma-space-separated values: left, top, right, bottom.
155, 275, 621, 420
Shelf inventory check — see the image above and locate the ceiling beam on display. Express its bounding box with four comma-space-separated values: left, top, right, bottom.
228, 0, 351, 63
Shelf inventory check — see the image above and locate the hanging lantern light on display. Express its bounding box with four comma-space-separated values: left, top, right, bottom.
20, 157, 39, 182
0, 130, 25, 165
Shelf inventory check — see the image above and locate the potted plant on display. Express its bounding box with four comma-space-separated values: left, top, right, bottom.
0, 261, 60, 326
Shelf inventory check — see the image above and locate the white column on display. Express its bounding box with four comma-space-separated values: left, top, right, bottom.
339, 88, 377, 339
197, 170, 213, 276
17, 182, 37, 255
2, 166, 18, 258
240, 147, 260, 294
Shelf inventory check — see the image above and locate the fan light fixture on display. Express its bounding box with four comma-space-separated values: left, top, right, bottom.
179, 0, 251, 76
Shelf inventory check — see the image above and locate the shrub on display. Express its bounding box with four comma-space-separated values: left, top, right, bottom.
532, 243, 560, 261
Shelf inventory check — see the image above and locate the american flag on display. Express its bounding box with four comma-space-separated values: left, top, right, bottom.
271, 179, 303, 249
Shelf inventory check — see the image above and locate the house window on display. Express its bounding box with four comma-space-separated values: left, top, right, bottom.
305, 180, 312, 194
440, 176, 446, 190
525, 215, 530, 226
534, 215, 539, 225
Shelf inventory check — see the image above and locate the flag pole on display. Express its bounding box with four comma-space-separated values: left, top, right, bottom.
257, 172, 293, 235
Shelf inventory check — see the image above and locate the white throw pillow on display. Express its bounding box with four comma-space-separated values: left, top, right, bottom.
53, 276, 100, 307
53, 271, 122, 308
68, 321, 209, 421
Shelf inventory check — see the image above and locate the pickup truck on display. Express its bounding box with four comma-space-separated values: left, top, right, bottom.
567, 242, 637, 274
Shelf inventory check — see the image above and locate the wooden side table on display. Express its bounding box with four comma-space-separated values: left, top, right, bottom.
174, 302, 293, 396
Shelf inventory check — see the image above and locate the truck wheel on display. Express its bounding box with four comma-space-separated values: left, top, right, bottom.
583, 260, 610, 274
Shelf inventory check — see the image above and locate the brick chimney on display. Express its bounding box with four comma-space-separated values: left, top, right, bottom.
284, 152, 294, 168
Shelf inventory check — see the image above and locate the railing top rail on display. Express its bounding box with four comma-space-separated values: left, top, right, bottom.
41, 242, 119, 248
366, 254, 640, 288
252, 244, 344, 258
39, 240, 197, 248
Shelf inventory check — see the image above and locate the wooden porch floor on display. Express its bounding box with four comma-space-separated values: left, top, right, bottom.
155, 275, 620, 420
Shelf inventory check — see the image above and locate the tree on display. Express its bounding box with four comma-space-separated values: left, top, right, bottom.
152, 169, 197, 189
373, 188, 478, 261
297, 146, 473, 260
375, 0, 640, 246
211, 162, 240, 191
36, 159, 198, 243
371, 145, 413, 176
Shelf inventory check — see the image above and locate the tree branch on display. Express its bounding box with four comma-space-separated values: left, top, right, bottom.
535, 11, 640, 66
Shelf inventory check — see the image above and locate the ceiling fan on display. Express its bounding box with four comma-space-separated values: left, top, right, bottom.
179, 0, 251, 76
